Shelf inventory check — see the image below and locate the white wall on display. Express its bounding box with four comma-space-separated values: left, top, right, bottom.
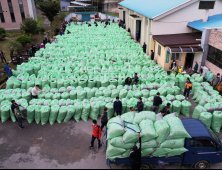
152, 0, 222, 35
90, 14, 95, 22
193, 52, 203, 72
78, 14, 82, 20
98, 13, 119, 21
27, 0, 36, 19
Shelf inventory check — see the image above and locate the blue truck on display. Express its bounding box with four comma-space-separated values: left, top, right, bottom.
107, 119, 222, 169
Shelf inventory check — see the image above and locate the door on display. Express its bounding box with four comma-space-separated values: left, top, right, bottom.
123, 11, 125, 21
82, 15, 91, 22
185, 53, 194, 69
183, 138, 196, 164
193, 138, 222, 164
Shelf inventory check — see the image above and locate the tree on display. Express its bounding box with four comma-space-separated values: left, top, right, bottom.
0, 28, 6, 39
36, 14, 45, 28
37, 0, 60, 27
16, 35, 31, 47
20, 17, 39, 35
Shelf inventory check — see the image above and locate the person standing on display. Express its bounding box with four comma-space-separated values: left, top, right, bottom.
40, 42, 45, 49
29, 47, 32, 57
151, 93, 162, 114
160, 103, 171, 117
0, 50, 6, 63
184, 78, 192, 100
31, 85, 43, 99
194, 61, 199, 73
4, 63, 12, 78
37, 44, 40, 50
130, 133, 141, 169
171, 60, 176, 69
14, 105, 24, 129
133, 73, 139, 85
100, 107, 108, 131
11, 100, 19, 121
32, 45, 36, 57
16, 55, 21, 65
125, 77, 132, 86
157, 161, 166, 169
151, 50, 154, 60
211, 73, 221, 90
10, 45, 14, 56
136, 31, 139, 42
89, 120, 101, 149
113, 97, 122, 116
136, 97, 144, 112
143, 42, 147, 53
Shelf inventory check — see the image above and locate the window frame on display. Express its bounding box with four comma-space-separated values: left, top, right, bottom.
0, 2, 5, 23
207, 45, 222, 69
158, 45, 161, 56
199, 1, 215, 9
170, 53, 181, 61
18, 0, 25, 21
7, 0, 16, 22
195, 138, 218, 150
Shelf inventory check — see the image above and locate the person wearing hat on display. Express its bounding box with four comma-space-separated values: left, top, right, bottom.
31, 85, 43, 99
158, 160, 165, 169
130, 133, 141, 169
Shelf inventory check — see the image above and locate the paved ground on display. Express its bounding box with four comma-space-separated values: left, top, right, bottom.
1, 93, 222, 169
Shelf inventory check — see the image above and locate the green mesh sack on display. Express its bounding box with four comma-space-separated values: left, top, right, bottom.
150, 90, 158, 97
142, 148, 156, 157
126, 90, 134, 99
174, 86, 180, 95
123, 123, 140, 144
107, 117, 125, 140
192, 105, 207, 119
140, 140, 158, 149
106, 141, 126, 161
140, 119, 158, 142
45, 92, 53, 100
95, 90, 104, 97
1, 105, 10, 123
133, 111, 156, 124
52, 93, 60, 100
74, 101, 82, 122
50, 80, 57, 88
172, 100, 181, 117
27, 105, 35, 123
81, 100, 91, 122
163, 113, 177, 123
57, 106, 67, 123
41, 106, 50, 125
167, 148, 188, 157
66, 99, 74, 106
61, 92, 70, 100
195, 91, 205, 103
167, 117, 191, 139
89, 102, 100, 120
175, 95, 185, 102
181, 101, 191, 117
49, 105, 59, 125
144, 101, 153, 111
152, 148, 172, 157
211, 111, 222, 133
121, 98, 128, 113
77, 90, 87, 101
6, 80, 14, 89
204, 103, 215, 114
63, 79, 70, 88
166, 88, 174, 95
214, 102, 222, 111
13, 80, 22, 89
154, 120, 170, 144
86, 89, 96, 99
105, 102, 114, 119
22, 92, 31, 102
109, 79, 118, 86
121, 112, 135, 125
110, 137, 135, 149
51, 99, 59, 106
141, 90, 149, 98
70, 80, 78, 88
27, 81, 35, 89
103, 89, 112, 97
199, 112, 212, 129
88, 79, 96, 88
64, 105, 75, 122
38, 93, 45, 99
35, 105, 42, 124
158, 88, 167, 97
166, 94, 175, 102
57, 79, 64, 89
119, 89, 128, 99
111, 89, 120, 98
70, 90, 77, 100
50, 88, 59, 94
159, 138, 185, 149
134, 91, 143, 98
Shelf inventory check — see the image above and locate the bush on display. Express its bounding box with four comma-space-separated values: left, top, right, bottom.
40, 27, 45, 34
20, 17, 39, 35
8, 40, 21, 51
16, 35, 31, 47
0, 28, 6, 39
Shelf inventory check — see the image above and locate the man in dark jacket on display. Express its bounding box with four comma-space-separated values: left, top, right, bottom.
194, 61, 198, 73
113, 97, 122, 116
11, 100, 19, 121
211, 73, 220, 90
16, 55, 21, 65
100, 107, 108, 131
143, 42, 147, 53
130, 133, 141, 169
125, 77, 132, 86
160, 103, 171, 117
32, 45, 36, 57
133, 73, 139, 85
151, 50, 154, 60
136, 97, 144, 112
151, 93, 162, 114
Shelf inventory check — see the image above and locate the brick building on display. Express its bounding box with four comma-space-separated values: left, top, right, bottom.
0, 0, 37, 30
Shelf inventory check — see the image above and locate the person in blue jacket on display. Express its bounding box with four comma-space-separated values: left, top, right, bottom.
4, 63, 12, 78
113, 97, 122, 116
136, 31, 139, 42
194, 61, 198, 73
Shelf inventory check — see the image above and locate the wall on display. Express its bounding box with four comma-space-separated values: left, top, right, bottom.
152, 0, 222, 35
60, 1, 70, 12
208, 29, 222, 51
27, 0, 36, 19
98, 12, 119, 21
205, 60, 222, 75
90, 14, 95, 22
201, 28, 211, 66
154, 41, 168, 70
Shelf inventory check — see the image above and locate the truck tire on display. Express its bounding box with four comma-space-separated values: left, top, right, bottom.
140, 164, 150, 169
194, 160, 209, 169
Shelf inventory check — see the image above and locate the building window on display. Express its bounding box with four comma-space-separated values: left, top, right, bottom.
62, 6, 66, 10
0, 2, 5, 23
18, 0, 25, 21
199, 1, 215, 9
158, 45, 161, 56
207, 45, 222, 69
171, 53, 181, 61
7, 0, 16, 22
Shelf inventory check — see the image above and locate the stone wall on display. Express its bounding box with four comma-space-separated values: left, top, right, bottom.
209, 29, 222, 51
205, 60, 222, 75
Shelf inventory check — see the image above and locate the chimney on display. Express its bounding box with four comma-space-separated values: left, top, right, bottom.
202, 9, 209, 22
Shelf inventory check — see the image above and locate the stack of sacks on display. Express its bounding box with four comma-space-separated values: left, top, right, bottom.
106, 112, 190, 162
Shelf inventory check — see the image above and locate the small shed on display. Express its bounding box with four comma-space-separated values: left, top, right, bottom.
61, 0, 71, 12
